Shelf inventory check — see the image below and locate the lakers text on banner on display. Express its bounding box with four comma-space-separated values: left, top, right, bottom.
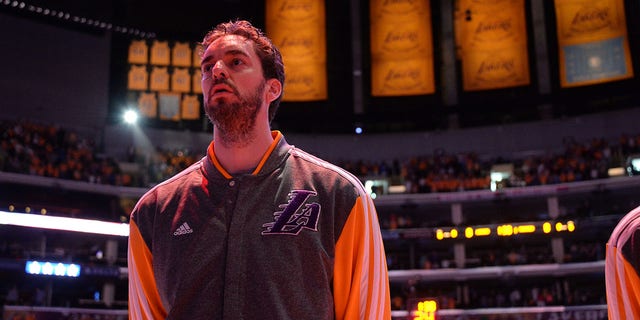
370, 0, 434, 96
266, 0, 327, 101
456, 0, 530, 91
554, 0, 633, 87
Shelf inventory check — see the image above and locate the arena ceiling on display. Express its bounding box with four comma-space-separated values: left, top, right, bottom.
2, 0, 639, 134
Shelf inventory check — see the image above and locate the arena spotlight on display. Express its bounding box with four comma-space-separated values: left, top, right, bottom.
123, 109, 139, 125
25, 260, 81, 277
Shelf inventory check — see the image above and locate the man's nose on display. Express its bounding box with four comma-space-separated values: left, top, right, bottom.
213, 61, 227, 80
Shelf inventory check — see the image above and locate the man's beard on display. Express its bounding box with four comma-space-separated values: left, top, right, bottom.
205, 80, 265, 148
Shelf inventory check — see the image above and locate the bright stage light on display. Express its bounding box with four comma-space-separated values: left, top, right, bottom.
0, 211, 129, 236
123, 109, 139, 125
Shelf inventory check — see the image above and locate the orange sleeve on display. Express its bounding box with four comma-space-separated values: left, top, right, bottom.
606, 244, 640, 319
333, 195, 391, 320
128, 220, 167, 320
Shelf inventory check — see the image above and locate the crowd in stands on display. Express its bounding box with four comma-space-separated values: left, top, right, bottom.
385, 240, 604, 271
0, 120, 130, 186
2, 119, 640, 192
390, 275, 605, 311
337, 133, 640, 193
1, 118, 624, 313
141, 148, 203, 186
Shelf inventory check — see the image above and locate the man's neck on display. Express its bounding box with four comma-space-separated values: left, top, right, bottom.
213, 128, 274, 175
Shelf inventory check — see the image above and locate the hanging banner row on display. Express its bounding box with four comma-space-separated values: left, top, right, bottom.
127, 0, 634, 104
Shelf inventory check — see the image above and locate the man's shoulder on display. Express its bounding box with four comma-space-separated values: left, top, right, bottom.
610, 205, 640, 248
287, 147, 365, 192
138, 159, 206, 203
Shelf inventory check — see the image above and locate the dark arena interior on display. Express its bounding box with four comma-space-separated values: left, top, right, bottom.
2, 0, 640, 319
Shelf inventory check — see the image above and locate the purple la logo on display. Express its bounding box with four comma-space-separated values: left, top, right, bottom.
262, 190, 321, 235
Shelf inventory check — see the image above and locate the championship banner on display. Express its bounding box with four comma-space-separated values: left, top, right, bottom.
171, 68, 191, 93
128, 65, 148, 91
137, 92, 157, 118
456, 0, 530, 91
128, 40, 148, 64
370, 0, 435, 96
158, 92, 181, 121
150, 67, 170, 91
172, 42, 192, 67
266, 0, 327, 101
554, 0, 633, 87
181, 94, 201, 120
150, 40, 170, 66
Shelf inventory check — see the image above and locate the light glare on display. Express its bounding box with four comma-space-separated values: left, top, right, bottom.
123, 109, 139, 124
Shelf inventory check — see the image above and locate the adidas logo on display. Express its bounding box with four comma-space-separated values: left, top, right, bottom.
173, 222, 194, 236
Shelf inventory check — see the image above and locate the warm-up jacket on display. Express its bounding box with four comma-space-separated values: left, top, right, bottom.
606, 205, 640, 319
128, 131, 391, 319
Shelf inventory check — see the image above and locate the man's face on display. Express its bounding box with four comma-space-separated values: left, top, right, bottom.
200, 34, 267, 145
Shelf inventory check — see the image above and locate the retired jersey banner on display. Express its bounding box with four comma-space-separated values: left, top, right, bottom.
128, 40, 148, 64
455, 0, 530, 91
127, 65, 148, 91
266, 0, 327, 101
370, 0, 435, 96
158, 92, 181, 121
171, 68, 191, 93
554, 0, 633, 87
172, 42, 192, 67
192, 69, 203, 94
150, 67, 170, 91
181, 94, 201, 120
150, 40, 170, 66
138, 92, 157, 118
193, 44, 203, 67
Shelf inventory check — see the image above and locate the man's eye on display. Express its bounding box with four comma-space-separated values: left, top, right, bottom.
232, 58, 243, 66
203, 65, 212, 72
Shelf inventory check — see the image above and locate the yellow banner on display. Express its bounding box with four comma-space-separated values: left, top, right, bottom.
172, 42, 192, 67
457, 0, 530, 91
150, 67, 170, 91
171, 68, 191, 93
555, 0, 626, 42
150, 40, 170, 66
282, 61, 327, 101
127, 65, 148, 91
137, 92, 157, 118
128, 40, 148, 64
266, 0, 327, 101
370, 0, 434, 96
555, 0, 633, 87
462, 47, 530, 91
181, 94, 201, 120
371, 58, 434, 96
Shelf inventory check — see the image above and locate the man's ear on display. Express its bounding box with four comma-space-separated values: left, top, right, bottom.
265, 78, 282, 103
